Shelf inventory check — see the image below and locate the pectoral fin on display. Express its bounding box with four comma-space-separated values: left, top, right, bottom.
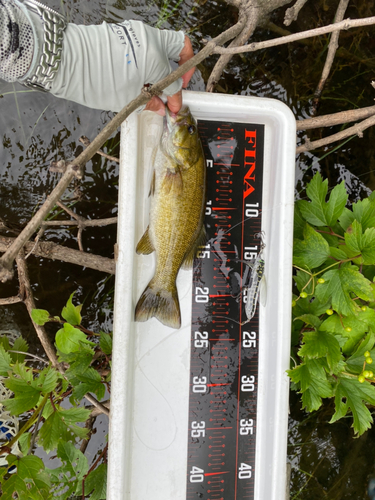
136, 227, 155, 255
162, 168, 183, 196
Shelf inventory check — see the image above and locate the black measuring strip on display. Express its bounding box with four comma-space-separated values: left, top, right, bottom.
186, 119, 265, 500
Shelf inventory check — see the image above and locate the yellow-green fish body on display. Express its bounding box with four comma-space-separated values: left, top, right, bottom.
135, 105, 206, 329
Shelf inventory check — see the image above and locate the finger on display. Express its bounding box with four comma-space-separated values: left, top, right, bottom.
144, 96, 166, 116
167, 90, 182, 114
179, 36, 195, 88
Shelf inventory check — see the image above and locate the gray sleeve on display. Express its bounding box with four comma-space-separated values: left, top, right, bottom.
50, 20, 185, 112
0, 0, 35, 82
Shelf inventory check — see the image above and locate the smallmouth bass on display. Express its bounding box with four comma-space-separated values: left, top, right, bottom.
135, 105, 206, 329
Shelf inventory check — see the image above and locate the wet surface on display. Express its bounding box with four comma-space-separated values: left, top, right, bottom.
1, 0, 375, 497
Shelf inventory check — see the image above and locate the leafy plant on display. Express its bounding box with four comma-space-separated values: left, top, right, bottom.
0, 293, 111, 498
289, 172, 375, 436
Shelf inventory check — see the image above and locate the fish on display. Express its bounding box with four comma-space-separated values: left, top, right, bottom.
134, 105, 206, 329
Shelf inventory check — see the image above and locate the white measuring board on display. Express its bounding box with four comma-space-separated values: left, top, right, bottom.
108, 91, 296, 500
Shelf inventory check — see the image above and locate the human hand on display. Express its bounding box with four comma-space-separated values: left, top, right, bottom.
144, 35, 195, 116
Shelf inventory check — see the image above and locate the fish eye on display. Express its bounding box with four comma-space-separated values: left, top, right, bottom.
187, 125, 196, 135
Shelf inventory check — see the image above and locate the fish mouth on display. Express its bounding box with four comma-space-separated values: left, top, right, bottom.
165, 105, 190, 132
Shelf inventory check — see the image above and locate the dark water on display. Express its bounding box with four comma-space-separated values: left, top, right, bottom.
1, 0, 375, 497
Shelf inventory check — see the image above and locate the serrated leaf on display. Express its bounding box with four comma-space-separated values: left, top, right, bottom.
320, 308, 375, 354
35, 366, 59, 394
288, 358, 333, 411
60, 406, 91, 425
73, 368, 105, 401
84, 463, 107, 500
298, 174, 348, 227
99, 332, 112, 355
39, 407, 90, 453
62, 292, 82, 326
293, 223, 330, 269
59, 346, 95, 383
346, 331, 375, 373
294, 202, 305, 239
47, 441, 89, 498
331, 376, 375, 436
298, 330, 342, 371
315, 263, 373, 316
31, 309, 51, 326
1, 456, 50, 500
294, 314, 322, 329
0, 344, 12, 376
345, 221, 375, 265
3, 367, 41, 415
55, 323, 94, 354
339, 197, 375, 231
9, 337, 28, 363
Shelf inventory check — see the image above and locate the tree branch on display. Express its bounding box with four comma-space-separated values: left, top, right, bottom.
311, 0, 350, 115
16, 252, 60, 368
213, 16, 375, 54
296, 114, 375, 153
0, 235, 115, 275
297, 105, 375, 131
284, 0, 309, 26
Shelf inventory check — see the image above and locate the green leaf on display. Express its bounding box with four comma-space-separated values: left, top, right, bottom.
85, 463, 107, 500
55, 323, 94, 354
315, 263, 373, 316
47, 441, 89, 498
35, 366, 59, 394
0, 344, 12, 375
73, 368, 105, 401
100, 332, 112, 355
39, 407, 90, 453
298, 173, 347, 227
344, 221, 375, 265
31, 309, 51, 326
58, 345, 95, 384
9, 337, 28, 363
3, 364, 42, 415
293, 223, 330, 269
339, 197, 375, 231
294, 314, 322, 329
331, 376, 375, 436
1, 456, 50, 500
62, 292, 82, 326
298, 330, 342, 371
320, 308, 375, 354
346, 331, 375, 373
288, 358, 333, 411
294, 202, 305, 239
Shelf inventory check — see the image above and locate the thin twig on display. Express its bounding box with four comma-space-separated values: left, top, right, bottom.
0, 296, 22, 305
311, 0, 350, 115
79, 136, 120, 163
296, 114, 375, 153
284, 0, 309, 26
213, 16, 375, 54
16, 251, 60, 368
40, 217, 117, 228
1, 235, 115, 275
297, 104, 375, 130
57, 201, 86, 251
8, 350, 48, 364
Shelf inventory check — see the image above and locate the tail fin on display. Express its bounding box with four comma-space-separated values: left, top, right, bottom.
135, 280, 181, 329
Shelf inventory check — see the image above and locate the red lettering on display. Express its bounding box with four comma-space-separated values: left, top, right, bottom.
243, 129, 257, 199
245, 129, 257, 147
